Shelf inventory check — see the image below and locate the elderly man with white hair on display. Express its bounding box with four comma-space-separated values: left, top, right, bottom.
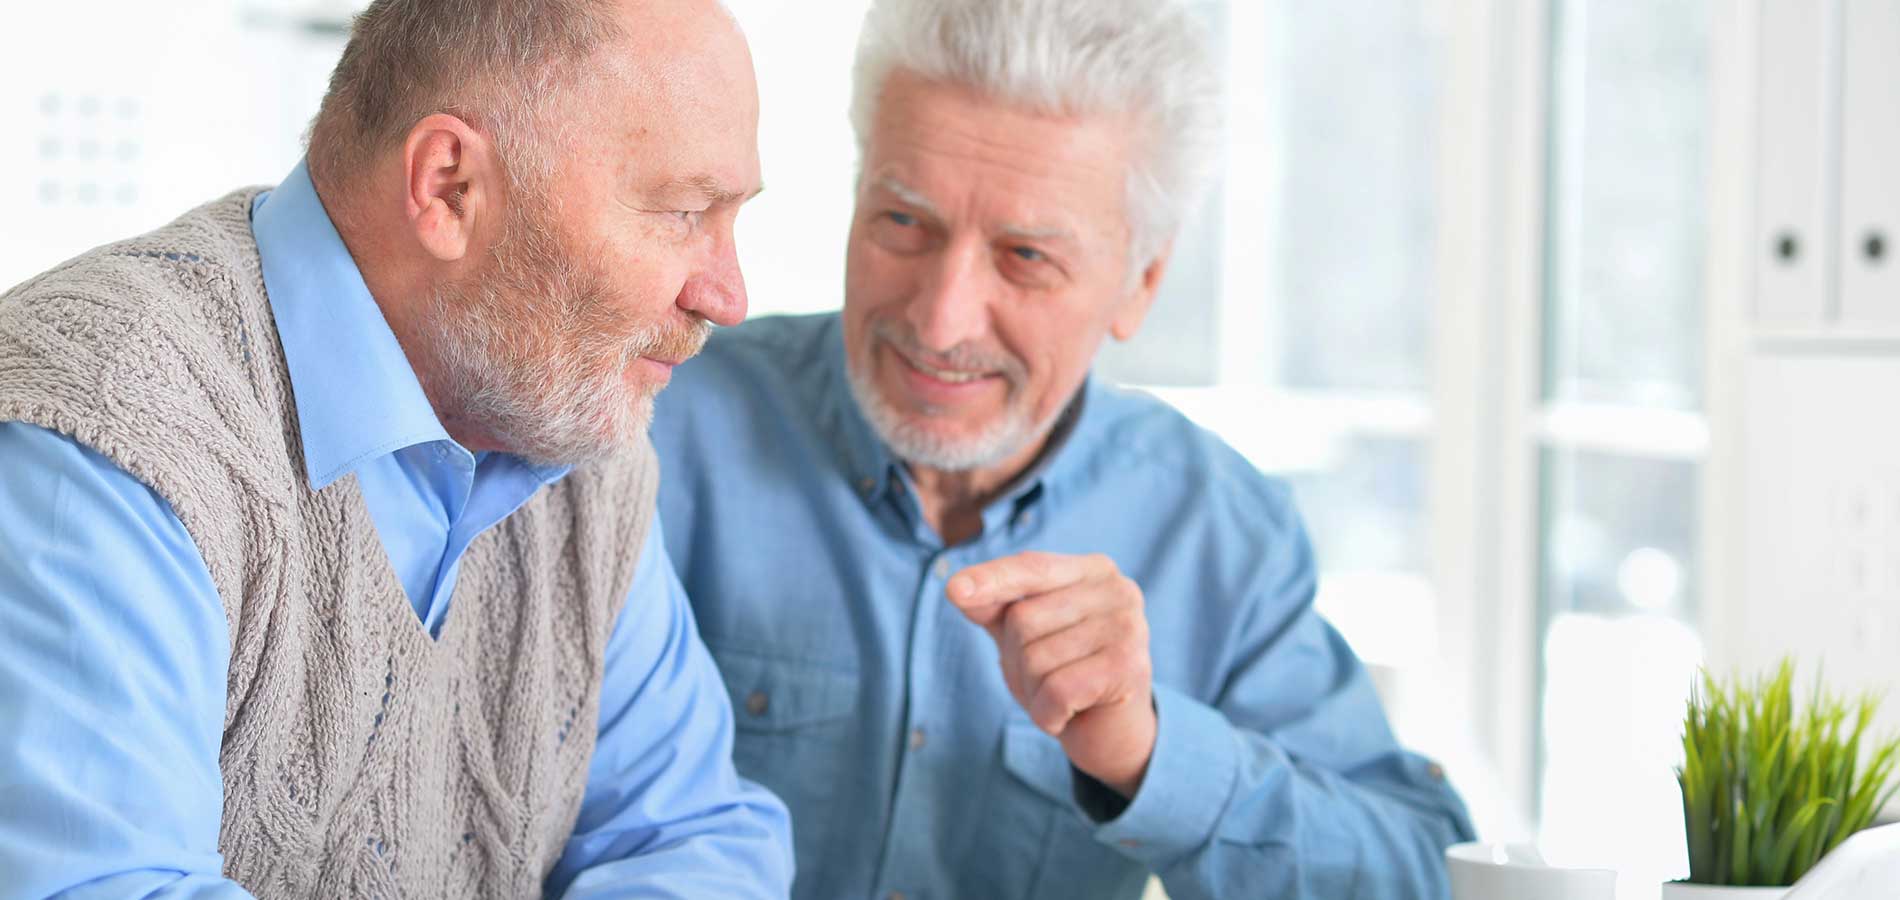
0, 0, 791, 897
650, 0, 1476, 897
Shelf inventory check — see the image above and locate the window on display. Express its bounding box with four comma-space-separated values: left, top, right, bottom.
1120, 3, 1720, 880
1534, 0, 1712, 889
1125, 0, 1449, 680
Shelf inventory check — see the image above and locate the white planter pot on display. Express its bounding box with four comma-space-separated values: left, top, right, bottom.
1660, 883, 1789, 900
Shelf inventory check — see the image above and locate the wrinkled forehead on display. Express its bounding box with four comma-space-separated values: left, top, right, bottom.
858, 77, 1135, 244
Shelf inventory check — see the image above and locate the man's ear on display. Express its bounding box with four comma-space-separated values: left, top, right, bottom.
1109, 242, 1173, 342
400, 113, 493, 263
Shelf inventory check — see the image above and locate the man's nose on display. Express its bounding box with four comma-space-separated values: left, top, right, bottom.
677, 230, 747, 328
905, 239, 991, 352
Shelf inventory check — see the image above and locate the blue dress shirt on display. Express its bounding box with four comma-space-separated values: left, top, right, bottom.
651, 313, 1476, 900
0, 162, 792, 899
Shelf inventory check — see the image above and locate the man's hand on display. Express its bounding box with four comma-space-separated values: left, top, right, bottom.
946, 551, 1157, 798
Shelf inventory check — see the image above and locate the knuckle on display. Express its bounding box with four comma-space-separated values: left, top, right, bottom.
1020, 641, 1054, 676
1003, 602, 1037, 638
1131, 651, 1154, 683
1056, 668, 1102, 702
1101, 609, 1141, 645
1043, 670, 1081, 705
1111, 641, 1148, 675
1033, 550, 1064, 581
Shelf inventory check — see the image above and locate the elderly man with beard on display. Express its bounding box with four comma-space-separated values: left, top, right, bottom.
0, 1, 790, 898
649, 0, 1476, 898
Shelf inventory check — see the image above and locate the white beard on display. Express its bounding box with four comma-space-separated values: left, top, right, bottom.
844, 356, 1063, 472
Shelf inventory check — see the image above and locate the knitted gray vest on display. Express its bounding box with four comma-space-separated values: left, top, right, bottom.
0, 189, 655, 898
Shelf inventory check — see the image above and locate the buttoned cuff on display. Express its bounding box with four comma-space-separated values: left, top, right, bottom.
1078, 683, 1241, 867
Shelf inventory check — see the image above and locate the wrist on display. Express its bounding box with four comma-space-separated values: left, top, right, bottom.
1082, 695, 1158, 798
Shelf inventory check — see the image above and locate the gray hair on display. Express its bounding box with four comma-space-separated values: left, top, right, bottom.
307, 0, 625, 197
848, 0, 1223, 273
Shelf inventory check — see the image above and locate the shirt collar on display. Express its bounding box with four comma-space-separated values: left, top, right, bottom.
825, 322, 1093, 524
251, 159, 503, 490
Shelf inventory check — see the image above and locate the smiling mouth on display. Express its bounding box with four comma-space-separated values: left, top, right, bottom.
891, 344, 1001, 384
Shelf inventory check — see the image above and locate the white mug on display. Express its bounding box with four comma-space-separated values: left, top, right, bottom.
1447, 842, 1619, 900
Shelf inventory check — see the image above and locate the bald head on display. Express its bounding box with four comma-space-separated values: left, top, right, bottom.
308, 0, 742, 198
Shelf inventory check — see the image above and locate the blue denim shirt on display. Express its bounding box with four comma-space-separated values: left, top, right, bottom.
650, 313, 1476, 900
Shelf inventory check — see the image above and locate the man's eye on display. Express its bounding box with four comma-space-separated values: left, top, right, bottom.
1011, 246, 1046, 262
674, 210, 704, 225
887, 211, 917, 227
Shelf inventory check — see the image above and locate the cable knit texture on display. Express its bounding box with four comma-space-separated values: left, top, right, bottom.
0, 189, 656, 898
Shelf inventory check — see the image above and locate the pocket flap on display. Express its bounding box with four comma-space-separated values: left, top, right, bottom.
710, 646, 858, 732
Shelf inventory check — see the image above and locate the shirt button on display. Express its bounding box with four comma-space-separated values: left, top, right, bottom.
909, 728, 927, 751
933, 559, 950, 580
887, 893, 906, 900
1427, 763, 1446, 782
745, 691, 769, 717
859, 476, 876, 496
1119, 839, 1141, 849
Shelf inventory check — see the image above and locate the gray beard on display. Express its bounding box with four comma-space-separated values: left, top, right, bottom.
844, 357, 1064, 473
420, 282, 651, 468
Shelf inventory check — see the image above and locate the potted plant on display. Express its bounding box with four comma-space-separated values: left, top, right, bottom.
1668, 659, 1900, 898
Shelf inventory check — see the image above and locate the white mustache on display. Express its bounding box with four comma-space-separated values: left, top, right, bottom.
871, 320, 1024, 385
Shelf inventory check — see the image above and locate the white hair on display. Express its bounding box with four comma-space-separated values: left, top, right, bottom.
849, 0, 1223, 273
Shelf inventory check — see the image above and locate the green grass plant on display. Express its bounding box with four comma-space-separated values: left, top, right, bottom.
1677, 658, 1900, 885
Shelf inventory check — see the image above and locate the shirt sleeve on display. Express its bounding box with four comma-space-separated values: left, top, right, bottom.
545, 516, 794, 900
1075, 505, 1476, 900
0, 423, 254, 899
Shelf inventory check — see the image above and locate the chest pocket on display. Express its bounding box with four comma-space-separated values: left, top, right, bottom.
969, 723, 1148, 900
713, 647, 858, 733
707, 646, 859, 889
